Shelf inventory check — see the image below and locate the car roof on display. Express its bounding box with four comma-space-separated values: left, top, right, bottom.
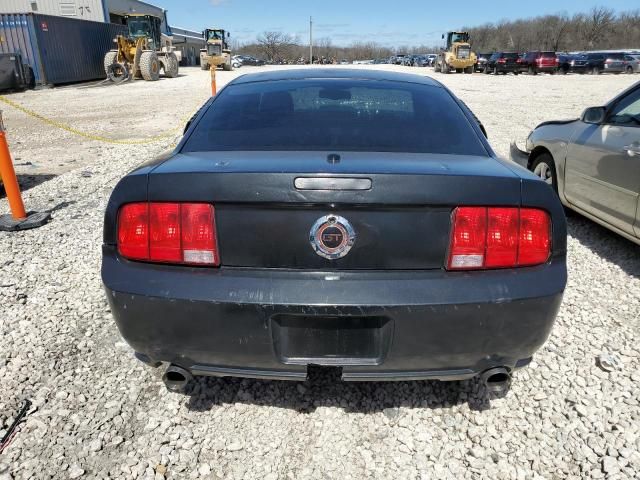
229, 68, 443, 87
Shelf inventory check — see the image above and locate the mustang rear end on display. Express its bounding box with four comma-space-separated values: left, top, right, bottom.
102, 69, 567, 393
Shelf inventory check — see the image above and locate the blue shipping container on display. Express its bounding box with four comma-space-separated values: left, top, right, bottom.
0, 13, 126, 86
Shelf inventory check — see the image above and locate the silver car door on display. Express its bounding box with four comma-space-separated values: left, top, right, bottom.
565, 87, 640, 235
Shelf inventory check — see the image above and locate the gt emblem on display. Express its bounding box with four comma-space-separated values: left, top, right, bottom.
310, 215, 356, 260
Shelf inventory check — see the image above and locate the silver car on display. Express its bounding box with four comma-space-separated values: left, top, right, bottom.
625, 55, 640, 74
511, 81, 640, 245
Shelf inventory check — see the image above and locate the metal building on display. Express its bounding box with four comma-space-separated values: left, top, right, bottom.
0, 0, 108, 22
0, 13, 126, 85
170, 26, 204, 66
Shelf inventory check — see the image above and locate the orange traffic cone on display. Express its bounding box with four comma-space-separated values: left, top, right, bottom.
0, 111, 51, 231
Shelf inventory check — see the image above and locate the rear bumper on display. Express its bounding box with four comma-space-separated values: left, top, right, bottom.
102, 247, 566, 381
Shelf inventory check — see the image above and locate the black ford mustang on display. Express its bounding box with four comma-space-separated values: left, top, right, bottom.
102, 69, 567, 394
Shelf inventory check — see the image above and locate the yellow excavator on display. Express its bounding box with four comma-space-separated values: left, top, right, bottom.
103, 14, 181, 82
435, 31, 476, 74
200, 28, 233, 71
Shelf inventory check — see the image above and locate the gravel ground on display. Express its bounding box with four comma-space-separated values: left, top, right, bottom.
0, 65, 639, 479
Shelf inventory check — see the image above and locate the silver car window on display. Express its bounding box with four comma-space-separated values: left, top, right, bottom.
609, 89, 640, 127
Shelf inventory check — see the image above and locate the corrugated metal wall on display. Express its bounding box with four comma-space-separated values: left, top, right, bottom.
0, 14, 44, 83
0, 0, 106, 22
0, 13, 126, 85
33, 14, 126, 84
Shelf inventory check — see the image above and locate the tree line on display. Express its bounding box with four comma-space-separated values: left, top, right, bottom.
464, 7, 640, 53
234, 7, 640, 63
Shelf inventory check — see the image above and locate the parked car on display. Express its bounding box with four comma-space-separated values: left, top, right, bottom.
425, 54, 437, 66
402, 55, 416, 66
485, 52, 520, 75
237, 55, 265, 66
519, 51, 557, 75
557, 54, 589, 74
584, 52, 625, 75
393, 54, 407, 65
511, 81, 640, 246
103, 69, 567, 394
231, 55, 242, 69
624, 54, 640, 74
475, 52, 493, 72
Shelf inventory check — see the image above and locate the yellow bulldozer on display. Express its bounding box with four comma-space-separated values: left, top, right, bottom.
104, 14, 181, 82
200, 28, 233, 71
435, 31, 476, 74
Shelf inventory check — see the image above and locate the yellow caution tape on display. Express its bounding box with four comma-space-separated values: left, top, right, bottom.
0, 95, 195, 145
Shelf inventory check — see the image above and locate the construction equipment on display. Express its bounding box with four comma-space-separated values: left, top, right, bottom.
435, 32, 476, 74
103, 14, 181, 82
200, 29, 233, 71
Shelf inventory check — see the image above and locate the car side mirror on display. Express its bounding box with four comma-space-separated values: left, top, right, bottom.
581, 106, 606, 124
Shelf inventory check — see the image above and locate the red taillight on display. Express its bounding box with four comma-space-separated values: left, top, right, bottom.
181, 203, 218, 265
498, 58, 506, 64
117, 203, 149, 260
448, 207, 487, 269
150, 203, 181, 262
118, 202, 219, 266
448, 207, 551, 271
485, 207, 519, 268
518, 208, 551, 266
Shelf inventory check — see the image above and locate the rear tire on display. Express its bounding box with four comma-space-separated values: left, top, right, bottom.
531, 153, 558, 194
464, 66, 473, 74
627, 66, 634, 74
164, 53, 179, 78
591, 66, 600, 75
139, 51, 160, 81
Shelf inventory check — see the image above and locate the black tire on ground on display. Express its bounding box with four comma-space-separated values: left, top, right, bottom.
464, 66, 473, 74
22, 64, 35, 89
164, 53, 179, 78
493, 66, 498, 75
627, 66, 634, 74
484, 66, 490, 74
591, 66, 600, 75
531, 152, 558, 195
223, 61, 232, 71
103, 51, 118, 77
455, 68, 463, 73
139, 51, 160, 81
528, 66, 536, 75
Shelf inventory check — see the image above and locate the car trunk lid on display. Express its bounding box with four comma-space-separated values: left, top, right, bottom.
148, 151, 521, 270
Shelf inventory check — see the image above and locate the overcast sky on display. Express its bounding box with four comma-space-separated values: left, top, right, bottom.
157, 0, 638, 46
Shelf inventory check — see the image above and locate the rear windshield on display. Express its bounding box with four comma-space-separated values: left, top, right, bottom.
503, 53, 519, 59
541, 52, 556, 57
183, 79, 487, 155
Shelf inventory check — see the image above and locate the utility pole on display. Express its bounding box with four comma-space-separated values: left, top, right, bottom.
309, 16, 313, 64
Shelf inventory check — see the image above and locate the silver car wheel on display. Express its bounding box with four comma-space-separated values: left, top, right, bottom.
534, 162, 553, 185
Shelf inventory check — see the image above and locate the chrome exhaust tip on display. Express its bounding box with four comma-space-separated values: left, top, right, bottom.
162, 365, 193, 393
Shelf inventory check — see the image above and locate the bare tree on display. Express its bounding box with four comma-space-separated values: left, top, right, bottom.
580, 7, 615, 48
257, 31, 297, 62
